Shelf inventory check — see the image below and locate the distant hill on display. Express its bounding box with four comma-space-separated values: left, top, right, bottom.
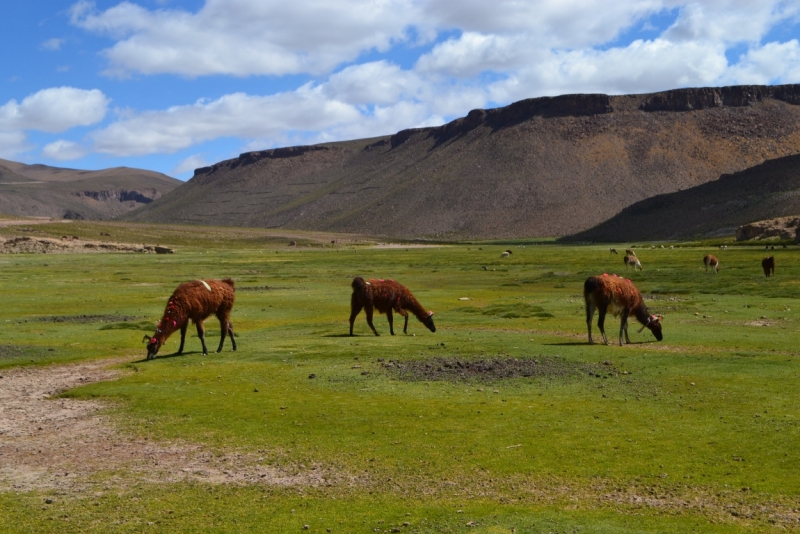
561, 154, 800, 242
0, 159, 182, 220
125, 84, 800, 239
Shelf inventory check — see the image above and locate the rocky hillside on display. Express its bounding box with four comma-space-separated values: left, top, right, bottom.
0, 159, 181, 220
561, 154, 800, 242
126, 84, 800, 239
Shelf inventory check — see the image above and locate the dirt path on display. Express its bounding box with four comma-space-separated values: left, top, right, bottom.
0, 358, 329, 493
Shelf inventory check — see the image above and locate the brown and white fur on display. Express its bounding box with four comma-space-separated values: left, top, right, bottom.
703, 254, 720, 273
584, 274, 663, 346
143, 279, 236, 360
349, 277, 435, 336
624, 254, 642, 271
625, 248, 636, 257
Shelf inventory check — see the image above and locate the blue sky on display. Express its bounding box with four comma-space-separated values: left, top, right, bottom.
2, 1, 800, 180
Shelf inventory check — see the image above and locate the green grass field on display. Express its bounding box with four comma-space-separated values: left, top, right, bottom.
1, 221, 798, 533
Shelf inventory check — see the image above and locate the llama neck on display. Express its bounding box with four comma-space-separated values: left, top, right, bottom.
156, 303, 186, 341
402, 294, 429, 322
632, 302, 652, 326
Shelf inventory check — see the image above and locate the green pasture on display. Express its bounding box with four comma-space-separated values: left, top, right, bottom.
1, 222, 799, 532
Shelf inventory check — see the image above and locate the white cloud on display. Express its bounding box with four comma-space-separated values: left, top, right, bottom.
721, 40, 800, 85
55, 0, 800, 163
0, 87, 109, 133
172, 153, 209, 175
70, 0, 420, 77
0, 131, 32, 159
91, 87, 362, 155
322, 61, 426, 105
41, 38, 65, 51
42, 140, 87, 160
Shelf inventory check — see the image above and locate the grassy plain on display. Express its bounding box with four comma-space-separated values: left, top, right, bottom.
1, 221, 799, 532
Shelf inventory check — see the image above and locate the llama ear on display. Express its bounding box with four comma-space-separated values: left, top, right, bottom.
428, 311, 434, 317
142, 335, 150, 343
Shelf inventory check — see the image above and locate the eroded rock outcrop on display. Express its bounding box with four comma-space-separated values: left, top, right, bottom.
735, 216, 800, 241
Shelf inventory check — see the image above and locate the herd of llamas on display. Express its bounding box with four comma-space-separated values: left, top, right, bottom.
141, 247, 781, 359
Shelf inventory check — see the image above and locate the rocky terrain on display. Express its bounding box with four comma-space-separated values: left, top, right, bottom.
562, 154, 800, 242
0, 235, 175, 254
0, 159, 181, 221
125, 84, 800, 239
735, 216, 800, 242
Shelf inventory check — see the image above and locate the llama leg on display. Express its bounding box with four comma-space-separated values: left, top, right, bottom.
196, 321, 209, 355
349, 297, 363, 336
387, 309, 395, 335
215, 314, 228, 353
620, 310, 630, 345
178, 323, 188, 354
585, 299, 596, 344
398, 309, 409, 334
365, 305, 379, 336
597, 305, 609, 345
228, 322, 237, 351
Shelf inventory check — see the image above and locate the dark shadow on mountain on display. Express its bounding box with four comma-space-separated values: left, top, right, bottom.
560, 154, 800, 243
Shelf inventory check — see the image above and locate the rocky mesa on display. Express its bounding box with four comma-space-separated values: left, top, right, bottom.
125, 84, 800, 239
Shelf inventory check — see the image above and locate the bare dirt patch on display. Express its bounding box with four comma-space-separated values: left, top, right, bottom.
33, 314, 141, 324
0, 236, 174, 254
237, 285, 291, 292
381, 356, 619, 382
0, 358, 331, 493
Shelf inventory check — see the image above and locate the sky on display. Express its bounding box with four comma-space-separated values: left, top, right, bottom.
2, 1, 800, 180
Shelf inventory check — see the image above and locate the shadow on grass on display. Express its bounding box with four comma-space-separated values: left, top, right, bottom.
544, 340, 660, 346
133, 350, 205, 363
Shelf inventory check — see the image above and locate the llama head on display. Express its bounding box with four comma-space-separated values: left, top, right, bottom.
638, 315, 663, 341
143, 334, 163, 360
423, 311, 436, 333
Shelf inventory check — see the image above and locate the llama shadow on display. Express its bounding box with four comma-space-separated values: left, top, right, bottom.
323, 333, 357, 338
133, 350, 204, 363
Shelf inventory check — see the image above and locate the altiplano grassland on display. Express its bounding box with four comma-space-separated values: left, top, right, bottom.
0, 221, 799, 533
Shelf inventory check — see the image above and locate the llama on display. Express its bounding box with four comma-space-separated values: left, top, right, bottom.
624, 254, 642, 271
703, 254, 720, 273
610, 248, 618, 254
762, 256, 775, 277
501, 249, 513, 258
143, 279, 236, 360
349, 277, 435, 336
584, 274, 663, 346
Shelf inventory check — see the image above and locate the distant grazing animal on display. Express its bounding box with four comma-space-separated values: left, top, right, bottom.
350, 277, 435, 336
719, 245, 728, 250
143, 279, 236, 360
500, 250, 513, 258
610, 248, 618, 254
625, 248, 636, 257
703, 255, 720, 273
584, 274, 663, 346
624, 255, 642, 271
762, 256, 775, 277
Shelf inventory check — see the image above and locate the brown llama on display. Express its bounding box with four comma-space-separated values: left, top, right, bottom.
703, 254, 720, 273
762, 256, 775, 277
610, 248, 618, 254
143, 279, 236, 360
584, 274, 663, 346
349, 277, 435, 336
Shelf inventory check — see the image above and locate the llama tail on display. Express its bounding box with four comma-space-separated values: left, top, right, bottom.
222, 278, 235, 289
583, 276, 599, 296
351, 276, 368, 292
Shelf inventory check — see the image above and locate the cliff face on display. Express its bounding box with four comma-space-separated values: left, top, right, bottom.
127, 84, 800, 239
